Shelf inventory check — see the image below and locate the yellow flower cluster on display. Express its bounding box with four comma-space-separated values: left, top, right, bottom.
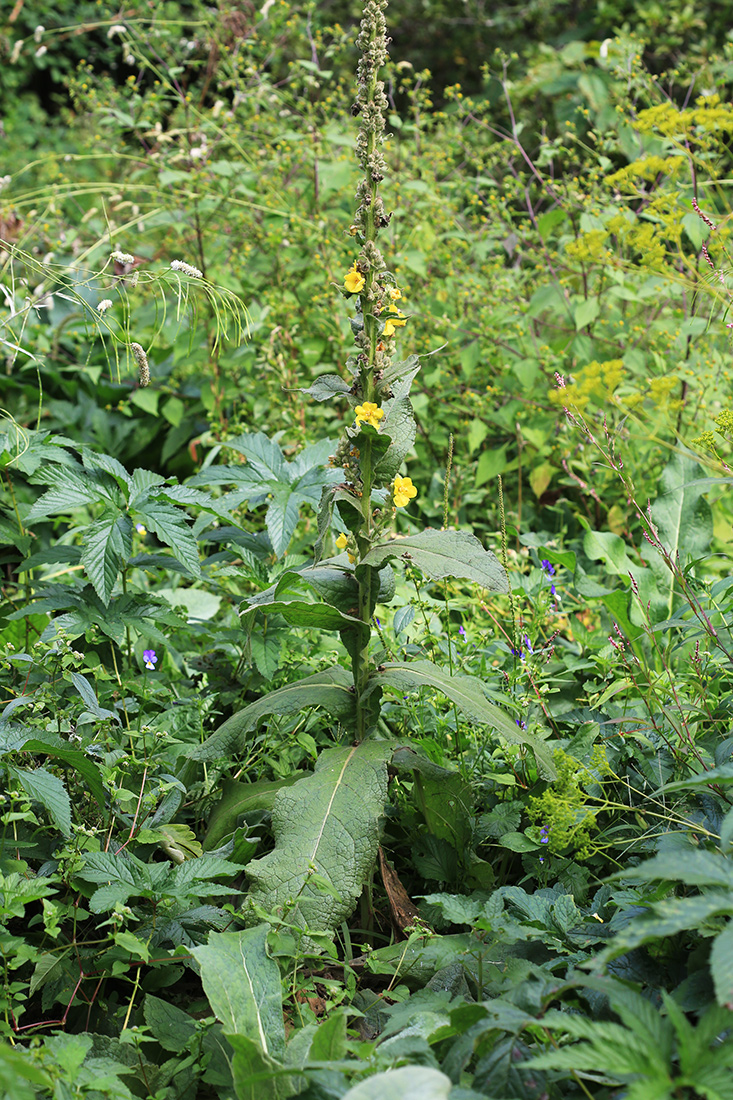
392, 475, 417, 508
335, 532, 356, 563
354, 401, 384, 429
384, 308, 407, 337
344, 262, 365, 294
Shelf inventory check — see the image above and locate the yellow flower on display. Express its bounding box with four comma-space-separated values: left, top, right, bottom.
344, 262, 365, 294
383, 308, 407, 336
388, 287, 402, 300
354, 401, 384, 429
393, 475, 417, 508
335, 533, 348, 549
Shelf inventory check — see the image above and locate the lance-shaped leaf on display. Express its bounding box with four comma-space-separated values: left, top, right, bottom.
360, 528, 509, 593
187, 667, 356, 761
192, 925, 285, 1056
369, 661, 556, 779
9, 765, 72, 835
245, 742, 390, 934
204, 776, 302, 851
80, 509, 132, 605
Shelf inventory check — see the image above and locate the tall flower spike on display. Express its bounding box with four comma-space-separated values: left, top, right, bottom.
130, 342, 150, 387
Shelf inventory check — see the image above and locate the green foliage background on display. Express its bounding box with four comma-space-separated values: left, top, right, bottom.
2, 0, 733, 1097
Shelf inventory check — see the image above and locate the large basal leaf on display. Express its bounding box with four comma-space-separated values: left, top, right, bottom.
360, 529, 508, 593
188, 667, 356, 761
370, 661, 556, 779
192, 925, 285, 1056
228, 1034, 295, 1100
80, 510, 132, 605
341, 1067, 453, 1100
244, 742, 390, 935
242, 599, 364, 633
9, 765, 72, 836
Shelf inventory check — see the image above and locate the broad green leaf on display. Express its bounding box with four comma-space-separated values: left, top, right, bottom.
574, 296, 600, 330
228, 1033, 295, 1100
301, 375, 351, 402
243, 599, 363, 632
374, 398, 417, 482
192, 925, 285, 1056
188, 667, 356, 761
360, 529, 508, 593
8, 738, 106, 810
9, 766, 71, 835
144, 994, 197, 1053
81, 449, 132, 490
371, 661, 556, 778
612, 850, 733, 889
341, 1067, 453, 1099
225, 432, 286, 480
710, 921, 733, 1009
135, 501, 201, 577
26, 466, 110, 520
596, 894, 733, 965
204, 776, 302, 851
80, 509, 131, 605
266, 484, 302, 559
245, 742, 390, 934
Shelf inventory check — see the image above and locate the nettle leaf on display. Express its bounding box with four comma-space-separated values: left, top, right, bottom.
244, 742, 390, 935
193, 925, 285, 1055
80, 509, 132, 605
225, 432, 287, 481
9, 765, 72, 835
82, 449, 133, 491
371, 660, 556, 779
135, 501, 201, 577
360, 528, 509, 593
188, 667, 356, 761
265, 484, 302, 559
301, 374, 351, 402
26, 465, 113, 520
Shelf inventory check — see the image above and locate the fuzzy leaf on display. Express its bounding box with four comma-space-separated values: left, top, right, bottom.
341, 1067, 453, 1100
204, 776, 301, 851
301, 374, 351, 402
360, 529, 508, 593
244, 742, 390, 935
370, 661, 556, 778
188, 667, 356, 761
374, 398, 417, 482
192, 925, 285, 1056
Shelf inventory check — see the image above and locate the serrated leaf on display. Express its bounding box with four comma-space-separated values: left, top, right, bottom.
9, 765, 72, 835
360, 529, 508, 593
25, 466, 108, 520
245, 742, 390, 935
266, 485, 301, 559
596, 893, 733, 965
613, 850, 733, 889
80, 509, 131, 605
8, 738, 106, 810
370, 661, 555, 778
135, 501, 200, 577
193, 925, 285, 1055
188, 667, 356, 761
225, 432, 286, 480
144, 994, 197, 1053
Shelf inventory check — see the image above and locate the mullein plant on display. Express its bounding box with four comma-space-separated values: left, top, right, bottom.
191, 0, 555, 939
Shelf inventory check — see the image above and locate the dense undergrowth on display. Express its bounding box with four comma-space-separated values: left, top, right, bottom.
2, 1, 733, 1097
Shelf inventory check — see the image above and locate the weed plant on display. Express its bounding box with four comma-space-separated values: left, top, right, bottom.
1, 1, 733, 1098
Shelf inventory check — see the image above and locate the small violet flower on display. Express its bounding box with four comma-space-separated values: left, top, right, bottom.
135, 522, 147, 535
143, 649, 157, 670
515, 718, 527, 730
541, 558, 556, 576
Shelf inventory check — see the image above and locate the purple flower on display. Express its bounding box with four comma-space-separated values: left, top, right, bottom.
539, 825, 550, 845
516, 718, 527, 730
523, 635, 533, 653
541, 559, 556, 576
143, 649, 157, 670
